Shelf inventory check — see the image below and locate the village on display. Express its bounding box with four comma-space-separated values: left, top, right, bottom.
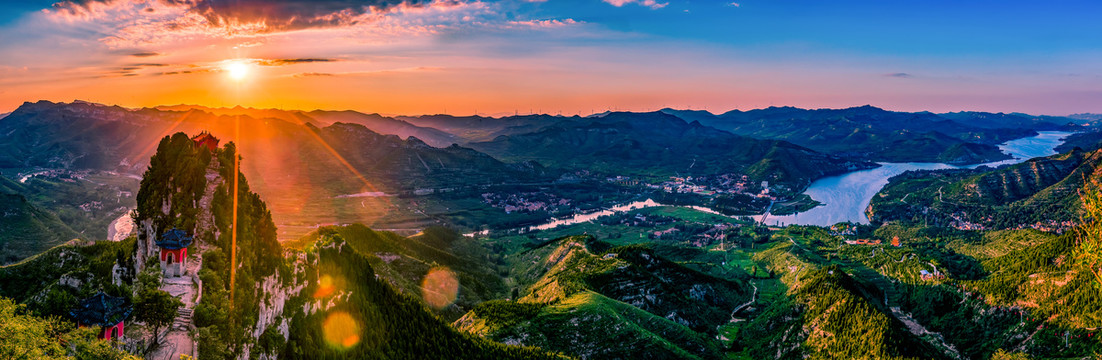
481, 191, 573, 214
609, 173, 780, 200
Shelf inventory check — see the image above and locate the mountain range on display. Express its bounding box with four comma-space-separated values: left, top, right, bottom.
662, 105, 1077, 164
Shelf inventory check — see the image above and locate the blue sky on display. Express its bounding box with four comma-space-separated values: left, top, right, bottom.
0, 0, 1099, 115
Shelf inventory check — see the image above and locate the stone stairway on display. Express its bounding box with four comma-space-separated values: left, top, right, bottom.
152, 271, 199, 360
173, 307, 193, 331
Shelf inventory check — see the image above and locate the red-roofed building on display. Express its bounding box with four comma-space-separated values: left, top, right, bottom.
192, 131, 219, 151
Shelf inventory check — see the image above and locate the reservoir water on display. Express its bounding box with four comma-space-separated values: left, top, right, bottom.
758, 131, 1072, 226
467, 131, 1072, 236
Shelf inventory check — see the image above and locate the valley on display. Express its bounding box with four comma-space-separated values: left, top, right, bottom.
3, 1, 1101, 359
1, 103, 1100, 360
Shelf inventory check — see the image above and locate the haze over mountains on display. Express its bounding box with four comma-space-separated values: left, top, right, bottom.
2, 99, 1102, 360
0, 100, 1093, 261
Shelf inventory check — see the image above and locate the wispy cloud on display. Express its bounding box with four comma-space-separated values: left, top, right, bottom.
258, 58, 340, 66
505, 18, 580, 29
45, 0, 482, 47
291, 66, 441, 78
50, 0, 443, 31
884, 72, 913, 78
603, 0, 668, 10
293, 72, 335, 77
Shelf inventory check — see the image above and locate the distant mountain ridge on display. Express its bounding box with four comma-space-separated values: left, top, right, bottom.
1069, 113, 1102, 122
662, 105, 1077, 164
115, 102, 1090, 166
156, 104, 463, 147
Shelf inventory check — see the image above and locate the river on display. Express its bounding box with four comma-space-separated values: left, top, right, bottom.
758, 131, 1072, 226
463, 131, 1071, 236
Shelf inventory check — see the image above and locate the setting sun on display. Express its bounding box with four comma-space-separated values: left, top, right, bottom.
225, 61, 250, 81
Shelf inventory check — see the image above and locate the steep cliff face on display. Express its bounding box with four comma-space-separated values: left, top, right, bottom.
133, 133, 212, 270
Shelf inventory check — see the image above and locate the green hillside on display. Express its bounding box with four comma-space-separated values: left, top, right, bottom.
869, 149, 1102, 230
886, 233, 1102, 359
738, 267, 939, 360
0, 192, 80, 264
455, 235, 749, 359
292, 224, 508, 321
0, 237, 137, 317
458, 291, 718, 360
278, 233, 567, 360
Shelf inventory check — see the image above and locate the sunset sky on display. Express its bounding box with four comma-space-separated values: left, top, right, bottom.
1, 0, 1100, 116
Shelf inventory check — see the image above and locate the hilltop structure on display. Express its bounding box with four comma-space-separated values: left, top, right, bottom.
70, 292, 133, 340
191, 131, 219, 151
156, 228, 193, 277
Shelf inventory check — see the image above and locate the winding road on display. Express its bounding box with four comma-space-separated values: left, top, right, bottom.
729, 282, 759, 322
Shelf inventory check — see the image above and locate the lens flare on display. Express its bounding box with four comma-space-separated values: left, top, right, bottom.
322, 311, 361, 350
314, 274, 337, 298
421, 267, 459, 310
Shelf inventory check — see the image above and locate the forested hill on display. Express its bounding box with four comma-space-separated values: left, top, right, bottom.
455, 235, 752, 359
868, 148, 1102, 231
469, 111, 876, 193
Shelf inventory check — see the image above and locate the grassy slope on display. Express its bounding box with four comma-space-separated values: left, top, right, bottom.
0, 192, 80, 264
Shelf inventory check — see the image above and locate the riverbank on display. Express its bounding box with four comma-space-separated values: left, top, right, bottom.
106, 210, 135, 242
757, 131, 1072, 227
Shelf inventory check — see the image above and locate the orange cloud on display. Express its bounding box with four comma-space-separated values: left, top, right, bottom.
46, 0, 479, 47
